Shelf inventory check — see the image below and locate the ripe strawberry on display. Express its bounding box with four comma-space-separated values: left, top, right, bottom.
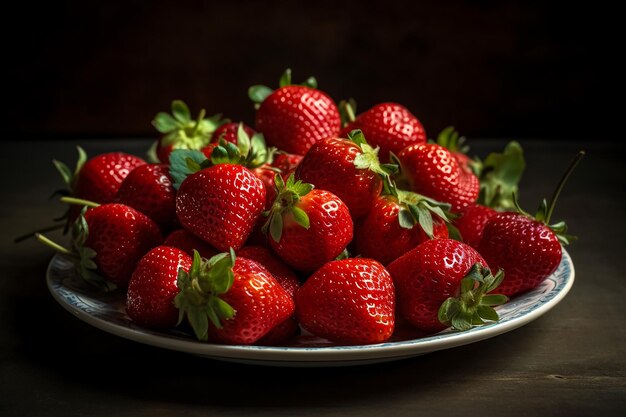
396, 143, 479, 213
339, 101, 426, 163
295, 130, 397, 218
296, 258, 395, 345
211, 122, 255, 145
453, 204, 497, 248
116, 164, 176, 230
176, 164, 266, 251
126, 246, 192, 329
163, 229, 218, 259
355, 191, 450, 266
250, 69, 341, 155
387, 239, 507, 334
37, 202, 163, 290
433, 126, 474, 174
152, 100, 224, 163
263, 175, 353, 272
175, 250, 295, 344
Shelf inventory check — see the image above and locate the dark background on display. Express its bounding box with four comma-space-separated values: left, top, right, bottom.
6, 1, 610, 141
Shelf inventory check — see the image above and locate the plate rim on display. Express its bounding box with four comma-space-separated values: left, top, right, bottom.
46, 249, 575, 363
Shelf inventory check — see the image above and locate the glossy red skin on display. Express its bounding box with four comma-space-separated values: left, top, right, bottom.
75, 153, 146, 204
84, 204, 163, 287
211, 122, 255, 145
477, 212, 562, 297
238, 245, 302, 345
387, 239, 487, 334
255, 85, 341, 155
163, 229, 218, 259
295, 137, 382, 218
126, 246, 192, 329
270, 189, 354, 272
208, 257, 295, 345
355, 195, 449, 266
454, 204, 498, 248
176, 164, 266, 251
116, 164, 176, 229
397, 143, 479, 213
340, 103, 426, 163
296, 258, 395, 345
272, 153, 302, 172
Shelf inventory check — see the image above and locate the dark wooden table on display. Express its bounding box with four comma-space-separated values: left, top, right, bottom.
1, 139, 624, 416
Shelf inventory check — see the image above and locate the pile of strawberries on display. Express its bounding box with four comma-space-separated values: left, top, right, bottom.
37, 69, 582, 346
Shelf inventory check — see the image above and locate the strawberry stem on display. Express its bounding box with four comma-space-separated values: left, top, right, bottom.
545, 150, 585, 224
35, 233, 74, 256
14, 223, 65, 243
59, 196, 100, 208
191, 109, 207, 136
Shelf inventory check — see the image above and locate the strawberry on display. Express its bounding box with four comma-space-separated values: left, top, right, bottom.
296, 258, 395, 345
396, 143, 479, 213
175, 250, 295, 344
355, 191, 450, 266
116, 164, 176, 230
37, 201, 163, 290
176, 164, 266, 251
163, 229, 218, 259
126, 246, 192, 329
238, 245, 301, 344
387, 239, 507, 334
263, 174, 353, 272
453, 204, 497, 248
339, 101, 426, 163
295, 130, 397, 218
211, 122, 255, 145
250, 69, 341, 155
476, 150, 584, 297
151, 100, 224, 163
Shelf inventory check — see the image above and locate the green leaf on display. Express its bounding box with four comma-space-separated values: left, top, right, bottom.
438, 298, 455, 323
270, 212, 283, 242
152, 112, 179, 133
451, 316, 472, 331
187, 309, 209, 341
236, 123, 251, 156
279, 68, 292, 87
171, 100, 191, 123
348, 129, 367, 147
398, 209, 415, 229
212, 296, 235, 321
53, 159, 72, 188
248, 85, 274, 104
416, 205, 434, 238
74, 146, 88, 179
446, 222, 463, 241
169, 149, 208, 189
291, 181, 314, 197
482, 294, 508, 306
477, 305, 499, 322
302, 76, 317, 89
210, 146, 230, 165
207, 255, 235, 294
291, 206, 310, 229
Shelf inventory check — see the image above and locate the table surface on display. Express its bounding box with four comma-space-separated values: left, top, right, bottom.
1, 139, 624, 417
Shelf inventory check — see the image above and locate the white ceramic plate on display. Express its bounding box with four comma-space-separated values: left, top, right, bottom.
47, 250, 574, 367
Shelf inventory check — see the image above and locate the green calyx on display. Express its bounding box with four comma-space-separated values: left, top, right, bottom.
475, 141, 526, 211
382, 176, 455, 238
152, 100, 224, 151
174, 249, 237, 341
338, 98, 357, 127
248, 68, 318, 108
168, 125, 275, 189
433, 126, 470, 155
262, 174, 314, 243
438, 264, 508, 331
512, 150, 585, 246
53, 145, 88, 192
348, 129, 398, 178
36, 206, 116, 292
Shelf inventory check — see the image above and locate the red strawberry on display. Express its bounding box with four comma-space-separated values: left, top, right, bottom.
355, 192, 450, 266
396, 143, 479, 213
176, 164, 266, 251
117, 164, 176, 229
211, 122, 255, 145
152, 100, 224, 163
238, 245, 301, 344
296, 258, 395, 345
126, 246, 192, 329
476, 151, 583, 297
175, 250, 295, 344
453, 204, 497, 248
295, 131, 396, 218
339, 101, 426, 163
263, 175, 353, 272
163, 229, 218, 259
271, 152, 302, 173
387, 239, 507, 334
250, 69, 340, 155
